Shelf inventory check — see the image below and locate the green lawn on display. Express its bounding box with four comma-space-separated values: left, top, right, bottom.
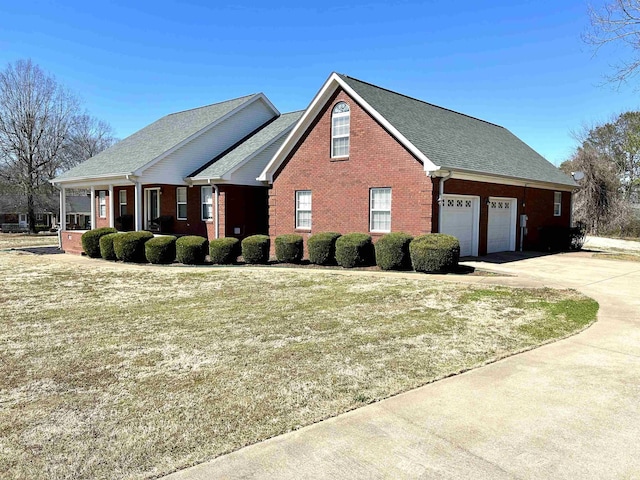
0, 251, 598, 480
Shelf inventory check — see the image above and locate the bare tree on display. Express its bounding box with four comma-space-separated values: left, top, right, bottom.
584, 0, 640, 84
0, 59, 79, 232
62, 114, 117, 170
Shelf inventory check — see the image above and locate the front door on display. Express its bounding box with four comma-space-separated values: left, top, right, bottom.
144, 188, 160, 230
18, 214, 27, 227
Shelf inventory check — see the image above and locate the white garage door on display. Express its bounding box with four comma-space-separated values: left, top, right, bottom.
441, 195, 478, 257
487, 198, 516, 254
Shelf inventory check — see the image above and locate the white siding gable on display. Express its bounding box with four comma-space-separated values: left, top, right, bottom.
227, 138, 288, 186
141, 98, 276, 184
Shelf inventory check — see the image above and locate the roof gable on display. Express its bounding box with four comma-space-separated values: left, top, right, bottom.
190, 111, 303, 181
260, 73, 575, 189
54, 94, 275, 182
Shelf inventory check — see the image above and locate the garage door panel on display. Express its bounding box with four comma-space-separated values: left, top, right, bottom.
441, 196, 477, 257
487, 198, 515, 254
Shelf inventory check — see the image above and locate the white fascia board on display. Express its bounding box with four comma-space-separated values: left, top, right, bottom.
440, 168, 577, 192
258, 73, 439, 183
133, 93, 279, 177
50, 173, 134, 187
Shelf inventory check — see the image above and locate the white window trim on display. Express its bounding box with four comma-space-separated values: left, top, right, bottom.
98, 191, 106, 218
370, 187, 392, 233
176, 187, 187, 220
331, 102, 350, 158
554, 191, 562, 216
201, 186, 213, 221
119, 190, 127, 217
295, 190, 312, 230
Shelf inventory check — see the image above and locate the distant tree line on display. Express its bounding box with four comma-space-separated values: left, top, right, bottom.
0, 59, 116, 232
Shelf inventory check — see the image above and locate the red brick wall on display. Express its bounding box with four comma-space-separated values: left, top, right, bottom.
270, 88, 435, 245
60, 230, 84, 254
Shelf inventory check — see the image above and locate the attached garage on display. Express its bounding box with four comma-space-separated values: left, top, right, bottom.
487, 197, 517, 254
440, 194, 479, 257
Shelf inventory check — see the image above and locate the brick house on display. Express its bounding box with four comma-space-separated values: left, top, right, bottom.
259, 73, 577, 256
52, 94, 301, 254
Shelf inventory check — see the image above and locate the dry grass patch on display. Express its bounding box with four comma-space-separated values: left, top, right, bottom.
0, 233, 58, 249
0, 252, 598, 480
593, 252, 640, 262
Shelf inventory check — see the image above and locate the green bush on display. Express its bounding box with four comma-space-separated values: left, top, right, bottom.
335, 233, 374, 268
409, 234, 460, 272
99, 232, 120, 261
275, 234, 304, 263
308, 232, 341, 265
145, 236, 177, 264
81, 227, 117, 258
176, 236, 208, 265
113, 231, 154, 263
209, 237, 240, 264
375, 232, 413, 270
241, 235, 270, 264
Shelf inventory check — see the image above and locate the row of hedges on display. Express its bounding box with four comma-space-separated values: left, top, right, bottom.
209, 232, 460, 272
82, 229, 209, 265
82, 229, 460, 272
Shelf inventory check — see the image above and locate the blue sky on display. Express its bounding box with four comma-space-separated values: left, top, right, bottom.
1, 0, 637, 165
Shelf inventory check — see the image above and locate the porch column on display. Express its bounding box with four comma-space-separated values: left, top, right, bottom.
60, 187, 67, 231
108, 184, 115, 228
90, 186, 96, 230
134, 181, 142, 231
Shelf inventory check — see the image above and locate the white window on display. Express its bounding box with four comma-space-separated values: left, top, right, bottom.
554, 191, 562, 216
370, 188, 391, 232
36, 213, 43, 221
331, 102, 350, 158
201, 186, 213, 221
295, 190, 312, 229
177, 187, 187, 220
119, 190, 127, 217
99, 191, 106, 218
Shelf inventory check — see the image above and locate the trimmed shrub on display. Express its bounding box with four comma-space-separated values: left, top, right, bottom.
410, 234, 460, 272
113, 231, 154, 263
99, 232, 120, 261
209, 237, 240, 264
335, 233, 374, 268
176, 235, 208, 265
308, 232, 341, 265
241, 235, 270, 264
145, 236, 177, 264
81, 227, 117, 258
375, 232, 413, 270
275, 234, 304, 263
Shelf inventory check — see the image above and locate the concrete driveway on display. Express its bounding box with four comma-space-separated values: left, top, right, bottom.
164, 252, 640, 480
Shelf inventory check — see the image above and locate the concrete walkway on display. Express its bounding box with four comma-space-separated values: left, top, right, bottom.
164, 251, 640, 480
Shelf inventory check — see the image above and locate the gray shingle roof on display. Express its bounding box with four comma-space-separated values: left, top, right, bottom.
54, 95, 259, 181
190, 111, 304, 179
338, 74, 575, 187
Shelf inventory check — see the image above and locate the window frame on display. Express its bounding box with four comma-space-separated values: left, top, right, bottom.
98, 191, 107, 218
331, 102, 350, 158
370, 187, 392, 233
295, 190, 312, 230
553, 191, 562, 216
201, 186, 213, 221
118, 190, 127, 217
176, 187, 187, 220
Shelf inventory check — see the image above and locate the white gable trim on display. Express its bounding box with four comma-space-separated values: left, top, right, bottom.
133, 93, 280, 177
257, 73, 440, 183
431, 169, 576, 192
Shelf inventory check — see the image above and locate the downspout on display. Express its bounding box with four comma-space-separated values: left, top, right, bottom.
437, 171, 453, 233
208, 179, 219, 239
